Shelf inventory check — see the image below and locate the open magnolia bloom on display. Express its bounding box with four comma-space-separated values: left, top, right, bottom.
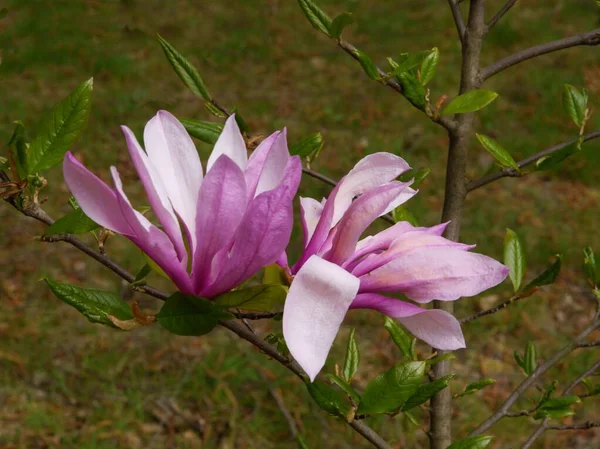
282, 153, 509, 381
63, 111, 301, 298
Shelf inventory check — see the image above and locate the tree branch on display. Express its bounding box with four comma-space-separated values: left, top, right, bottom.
577, 340, 600, 348
482, 28, 600, 81
486, 0, 517, 32
547, 421, 600, 431
460, 290, 535, 324
470, 317, 600, 436
447, 0, 466, 43
466, 130, 600, 192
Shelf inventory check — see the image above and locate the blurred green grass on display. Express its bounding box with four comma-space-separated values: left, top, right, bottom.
1, 0, 600, 448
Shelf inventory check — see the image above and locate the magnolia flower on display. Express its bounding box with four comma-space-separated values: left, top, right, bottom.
63, 111, 301, 298
282, 153, 508, 381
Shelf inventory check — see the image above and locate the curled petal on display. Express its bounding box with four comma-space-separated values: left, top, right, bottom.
63, 152, 133, 236
359, 246, 509, 302
143, 110, 203, 248
350, 293, 465, 350
207, 114, 248, 172
299, 196, 324, 246
283, 256, 360, 381
245, 129, 289, 197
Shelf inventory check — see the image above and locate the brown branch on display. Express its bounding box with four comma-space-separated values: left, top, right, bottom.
577, 340, 600, 348
460, 290, 535, 324
547, 421, 600, 431
466, 130, 600, 192
470, 318, 600, 436
231, 311, 280, 320
336, 39, 456, 132
486, 0, 517, 31
481, 28, 600, 81
447, 0, 466, 43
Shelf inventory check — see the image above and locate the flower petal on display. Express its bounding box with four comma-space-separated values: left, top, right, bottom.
359, 247, 509, 302
110, 167, 193, 294
201, 156, 302, 297
325, 181, 414, 265
332, 153, 411, 225
245, 129, 289, 197
121, 125, 187, 261
207, 114, 248, 172
143, 110, 203, 246
192, 155, 247, 292
63, 152, 133, 235
299, 196, 324, 246
283, 255, 360, 381
350, 293, 465, 350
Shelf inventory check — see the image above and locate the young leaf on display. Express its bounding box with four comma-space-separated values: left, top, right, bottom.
232, 109, 250, 134
514, 351, 526, 372
157, 35, 211, 100
357, 361, 425, 414
157, 293, 232, 336
456, 378, 496, 398
214, 284, 287, 312
133, 264, 152, 283
342, 328, 359, 382
180, 118, 223, 145
290, 133, 324, 159
425, 353, 456, 366
389, 50, 431, 75
400, 167, 431, 186
330, 12, 353, 39
305, 381, 351, 417
535, 143, 578, 171
44, 208, 99, 235
523, 255, 562, 290
533, 406, 576, 420
562, 84, 588, 128
504, 228, 526, 292
45, 279, 133, 328
401, 374, 454, 411
476, 134, 519, 171
297, 0, 332, 36
524, 341, 537, 376
27, 78, 93, 173
7, 121, 28, 178
327, 374, 360, 404
446, 435, 493, 449
354, 49, 380, 80
205, 101, 227, 118
441, 89, 498, 116
396, 72, 427, 110
583, 247, 597, 286
263, 264, 289, 285
383, 316, 416, 360
533, 396, 580, 420
392, 205, 419, 227
419, 47, 439, 85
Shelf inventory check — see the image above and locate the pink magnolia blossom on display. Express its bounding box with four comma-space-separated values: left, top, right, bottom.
282, 153, 508, 381
63, 111, 301, 298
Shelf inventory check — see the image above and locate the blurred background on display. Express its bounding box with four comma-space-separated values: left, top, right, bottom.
1, 0, 600, 447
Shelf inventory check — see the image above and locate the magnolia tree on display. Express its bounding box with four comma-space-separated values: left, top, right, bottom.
2, 1, 600, 448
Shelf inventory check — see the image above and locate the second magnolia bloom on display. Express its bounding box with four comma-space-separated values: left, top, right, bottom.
283, 153, 509, 381
63, 111, 301, 298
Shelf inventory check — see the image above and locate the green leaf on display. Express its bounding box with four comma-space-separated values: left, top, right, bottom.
476, 134, 519, 171
44, 208, 99, 235
45, 279, 133, 328
233, 111, 249, 134
419, 47, 439, 85
214, 284, 287, 312
27, 78, 93, 173
205, 101, 226, 118
524, 341, 537, 376
330, 12, 353, 39
535, 143, 578, 171
392, 205, 419, 227
157, 34, 211, 100
144, 253, 169, 279
562, 84, 588, 128
262, 264, 289, 285
358, 361, 425, 414
504, 228, 526, 292
290, 133, 324, 159
425, 353, 457, 366
534, 396, 580, 419
514, 351, 526, 372
157, 293, 232, 336
396, 72, 427, 110
354, 49, 379, 81
7, 121, 28, 178
133, 264, 152, 283
446, 435, 493, 449
401, 374, 454, 411
538, 396, 580, 409
583, 247, 597, 286
400, 167, 431, 186
342, 328, 359, 382
533, 406, 576, 420
389, 51, 431, 75
441, 89, 498, 116
537, 381, 558, 407
456, 378, 496, 398
326, 374, 360, 404
523, 255, 562, 290
306, 381, 351, 417
180, 118, 223, 145
383, 316, 416, 360
297, 0, 332, 36
296, 435, 309, 449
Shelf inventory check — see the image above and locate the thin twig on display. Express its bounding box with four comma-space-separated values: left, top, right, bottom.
547, 421, 600, 431
466, 130, 600, 192
460, 290, 535, 324
577, 340, 600, 348
482, 28, 600, 81
231, 311, 280, 320
447, 0, 466, 43
486, 0, 517, 32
